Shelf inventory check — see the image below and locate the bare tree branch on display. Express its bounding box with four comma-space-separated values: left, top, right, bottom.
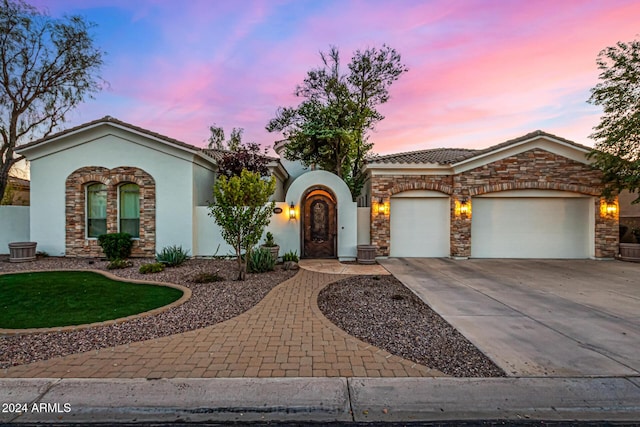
0, 0, 105, 199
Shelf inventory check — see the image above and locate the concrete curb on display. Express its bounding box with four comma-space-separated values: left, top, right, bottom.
1, 377, 640, 424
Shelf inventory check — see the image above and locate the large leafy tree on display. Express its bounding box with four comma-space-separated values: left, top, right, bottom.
0, 0, 105, 200
266, 45, 407, 199
588, 39, 640, 202
208, 169, 275, 280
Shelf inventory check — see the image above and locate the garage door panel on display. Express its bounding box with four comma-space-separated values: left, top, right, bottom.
471, 197, 591, 258
391, 197, 449, 257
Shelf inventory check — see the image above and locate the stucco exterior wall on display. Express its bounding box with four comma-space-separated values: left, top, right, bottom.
192, 161, 216, 207
194, 202, 299, 257
369, 148, 618, 259
357, 207, 371, 244
26, 128, 203, 256
0, 206, 30, 253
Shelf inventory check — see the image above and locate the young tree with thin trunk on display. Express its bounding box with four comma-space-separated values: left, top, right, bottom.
208, 170, 275, 280
0, 0, 105, 201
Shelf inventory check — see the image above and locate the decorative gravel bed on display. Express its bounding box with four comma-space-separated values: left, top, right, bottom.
317, 275, 506, 377
0, 256, 296, 369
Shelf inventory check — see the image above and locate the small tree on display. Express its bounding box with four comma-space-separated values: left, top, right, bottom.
209, 169, 275, 280
0, 0, 105, 201
207, 124, 271, 178
588, 39, 640, 202
218, 142, 271, 178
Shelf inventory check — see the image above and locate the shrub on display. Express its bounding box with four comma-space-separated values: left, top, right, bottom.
282, 250, 299, 263
139, 262, 165, 274
98, 233, 133, 261
107, 258, 132, 270
248, 247, 275, 273
192, 271, 225, 283
156, 245, 190, 267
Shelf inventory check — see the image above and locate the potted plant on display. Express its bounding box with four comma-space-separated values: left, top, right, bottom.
619, 226, 640, 262
261, 231, 280, 262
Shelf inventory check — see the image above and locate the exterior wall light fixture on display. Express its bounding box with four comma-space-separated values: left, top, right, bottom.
600, 199, 618, 217
377, 198, 387, 215
455, 197, 471, 217
289, 202, 296, 220
459, 197, 470, 215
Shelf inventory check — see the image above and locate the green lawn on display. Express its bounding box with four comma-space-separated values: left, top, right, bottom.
0, 271, 183, 329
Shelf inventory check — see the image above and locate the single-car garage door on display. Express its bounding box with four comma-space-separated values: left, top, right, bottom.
390, 191, 450, 257
471, 191, 592, 258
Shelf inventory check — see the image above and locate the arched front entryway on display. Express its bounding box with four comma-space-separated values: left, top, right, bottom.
284, 170, 357, 260
302, 187, 337, 258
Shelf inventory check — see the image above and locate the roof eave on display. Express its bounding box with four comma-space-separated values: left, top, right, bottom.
363, 162, 454, 176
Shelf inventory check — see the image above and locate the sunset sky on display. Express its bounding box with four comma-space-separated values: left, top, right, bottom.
29, 0, 640, 155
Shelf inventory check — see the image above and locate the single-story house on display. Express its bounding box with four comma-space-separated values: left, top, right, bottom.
15, 116, 618, 260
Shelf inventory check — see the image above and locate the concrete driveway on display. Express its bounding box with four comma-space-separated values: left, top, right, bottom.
379, 258, 640, 377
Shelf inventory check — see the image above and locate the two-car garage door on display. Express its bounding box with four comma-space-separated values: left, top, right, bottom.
389, 190, 593, 258
471, 192, 593, 258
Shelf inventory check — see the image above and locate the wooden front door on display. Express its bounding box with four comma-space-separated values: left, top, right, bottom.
303, 191, 336, 258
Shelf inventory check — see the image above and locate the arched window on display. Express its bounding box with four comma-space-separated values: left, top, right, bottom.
86, 183, 107, 238
119, 183, 140, 238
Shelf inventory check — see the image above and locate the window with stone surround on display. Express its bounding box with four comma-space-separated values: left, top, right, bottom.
67, 166, 156, 257
86, 183, 107, 238
119, 183, 140, 238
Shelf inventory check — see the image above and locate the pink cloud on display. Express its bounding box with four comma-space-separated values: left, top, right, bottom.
29, 0, 640, 156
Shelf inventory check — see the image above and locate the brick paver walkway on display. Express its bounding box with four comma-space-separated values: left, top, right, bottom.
1, 269, 443, 378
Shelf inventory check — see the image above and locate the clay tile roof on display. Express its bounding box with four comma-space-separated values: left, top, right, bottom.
17, 116, 205, 154
367, 130, 590, 166
368, 147, 479, 165
17, 116, 282, 165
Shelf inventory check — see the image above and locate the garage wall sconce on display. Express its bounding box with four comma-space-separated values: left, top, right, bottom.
289, 202, 296, 220
376, 198, 388, 215
600, 199, 618, 217
455, 197, 471, 217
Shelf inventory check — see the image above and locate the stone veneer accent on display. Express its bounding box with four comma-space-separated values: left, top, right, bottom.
370, 148, 619, 258
65, 166, 156, 257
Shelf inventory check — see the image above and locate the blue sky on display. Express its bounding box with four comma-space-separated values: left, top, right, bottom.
28, 0, 640, 154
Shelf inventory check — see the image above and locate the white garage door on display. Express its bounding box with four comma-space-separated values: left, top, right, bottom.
471, 195, 592, 258
390, 192, 450, 257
